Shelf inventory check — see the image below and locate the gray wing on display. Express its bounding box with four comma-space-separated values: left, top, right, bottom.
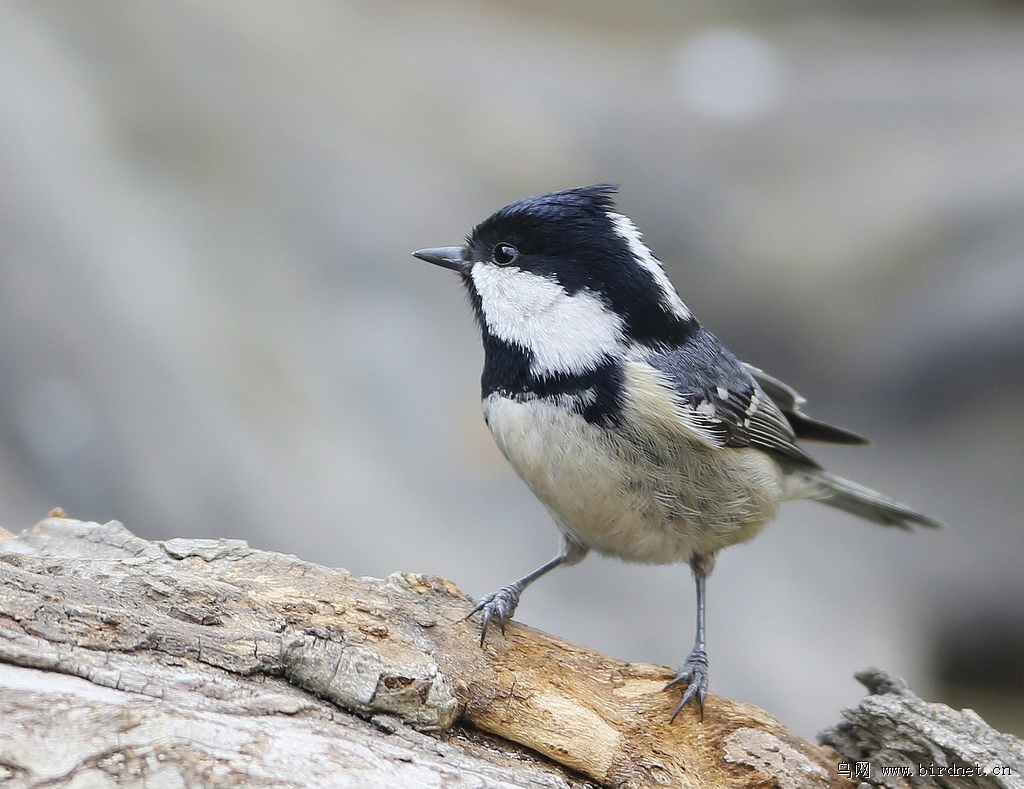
644, 329, 820, 468
742, 363, 868, 445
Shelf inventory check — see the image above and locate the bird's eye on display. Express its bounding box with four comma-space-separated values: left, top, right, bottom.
492, 243, 519, 266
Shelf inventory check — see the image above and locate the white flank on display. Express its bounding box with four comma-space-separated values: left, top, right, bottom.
483, 389, 784, 563
608, 213, 691, 321
470, 262, 624, 377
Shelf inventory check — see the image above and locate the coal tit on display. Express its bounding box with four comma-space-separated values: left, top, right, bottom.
414, 184, 940, 718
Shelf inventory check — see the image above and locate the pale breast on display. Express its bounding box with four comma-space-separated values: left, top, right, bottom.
482, 393, 784, 564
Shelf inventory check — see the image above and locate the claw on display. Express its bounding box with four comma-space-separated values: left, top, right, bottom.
665, 647, 708, 720
466, 584, 522, 644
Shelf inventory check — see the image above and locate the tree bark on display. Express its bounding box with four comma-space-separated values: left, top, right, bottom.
0, 515, 1018, 788
821, 669, 1023, 789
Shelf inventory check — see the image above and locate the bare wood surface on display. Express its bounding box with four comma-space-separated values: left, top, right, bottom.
2, 514, 1000, 788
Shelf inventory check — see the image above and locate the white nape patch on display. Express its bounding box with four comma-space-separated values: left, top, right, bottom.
608, 213, 691, 321
470, 262, 625, 376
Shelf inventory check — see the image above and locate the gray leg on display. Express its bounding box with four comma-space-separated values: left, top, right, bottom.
665, 553, 713, 719
469, 537, 588, 645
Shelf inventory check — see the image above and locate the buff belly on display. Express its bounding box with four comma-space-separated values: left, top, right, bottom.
482, 393, 785, 564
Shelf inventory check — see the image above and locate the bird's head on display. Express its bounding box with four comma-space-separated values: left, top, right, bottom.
414, 185, 695, 377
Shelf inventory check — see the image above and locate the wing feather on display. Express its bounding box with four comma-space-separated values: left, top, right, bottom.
743, 363, 868, 445
636, 330, 820, 468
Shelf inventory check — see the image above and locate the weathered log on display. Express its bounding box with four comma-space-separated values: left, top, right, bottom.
0, 515, 1018, 788
821, 668, 1023, 789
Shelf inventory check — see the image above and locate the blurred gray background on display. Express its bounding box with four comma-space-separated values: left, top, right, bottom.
1, 1, 1021, 739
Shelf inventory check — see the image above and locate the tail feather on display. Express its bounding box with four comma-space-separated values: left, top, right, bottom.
798, 471, 942, 530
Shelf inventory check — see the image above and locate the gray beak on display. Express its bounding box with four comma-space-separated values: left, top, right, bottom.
413, 246, 468, 274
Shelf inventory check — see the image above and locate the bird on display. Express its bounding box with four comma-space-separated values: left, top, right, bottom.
413, 184, 940, 719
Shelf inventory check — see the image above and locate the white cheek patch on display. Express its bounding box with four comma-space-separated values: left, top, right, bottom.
609, 213, 692, 321
471, 262, 625, 377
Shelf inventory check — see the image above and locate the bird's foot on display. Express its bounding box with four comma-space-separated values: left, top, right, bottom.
466, 584, 522, 645
665, 647, 708, 720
